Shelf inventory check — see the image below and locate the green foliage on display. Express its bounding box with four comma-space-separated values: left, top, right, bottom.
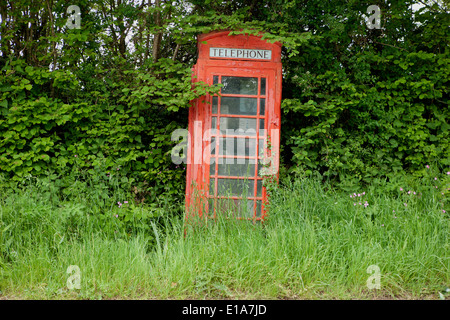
279, 1, 449, 187
0, 0, 449, 200
0, 51, 218, 205
0, 165, 175, 264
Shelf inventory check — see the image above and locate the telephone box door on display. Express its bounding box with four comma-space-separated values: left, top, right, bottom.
185, 31, 282, 222
204, 69, 277, 220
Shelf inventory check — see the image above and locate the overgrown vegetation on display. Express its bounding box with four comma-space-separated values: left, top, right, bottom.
0, 170, 448, 299
1, 1, 448, 198
0, 0, 448, 300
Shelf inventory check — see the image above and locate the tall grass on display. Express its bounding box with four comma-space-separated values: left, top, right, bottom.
0, 171, 448, 299
145, 176, 449, 299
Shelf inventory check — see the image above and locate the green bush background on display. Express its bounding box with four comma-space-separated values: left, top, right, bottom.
1, 0, 448, 199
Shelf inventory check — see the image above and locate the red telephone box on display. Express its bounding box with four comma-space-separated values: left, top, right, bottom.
185, 31, 282, 222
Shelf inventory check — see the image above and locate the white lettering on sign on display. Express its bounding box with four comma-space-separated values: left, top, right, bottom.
209, 48, 272, 60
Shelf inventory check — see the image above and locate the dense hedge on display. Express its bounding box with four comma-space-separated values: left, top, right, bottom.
0, 56, 216, 202
277, 1, 449, 188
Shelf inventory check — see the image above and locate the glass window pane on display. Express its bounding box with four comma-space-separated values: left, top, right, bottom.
209, 178, 216, 196
209, 136, 216, 155
213, 75, 219, 85
219, 117, 257, 135
256, 180, 263, 197
258, 138, 265, 156
210, 160, 216, 175
221, 77, 257, 95
259, 119, 265, 131
235, 137, 247, 156
260, 98, 265, 116
212, 96, 218, 114
219, 137, 256, 157
258, 128, 266, 138
208, 198, 215, 216
217, 160, 256, 177
260, 78, 266, 96
237, 137, 256, 156
256, 200, 262, 217
211, 117, 217, 129
215, 198, 254, 218
217, 178, 254, 197
241, 199, 255, 218
220, 97, 257, 116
